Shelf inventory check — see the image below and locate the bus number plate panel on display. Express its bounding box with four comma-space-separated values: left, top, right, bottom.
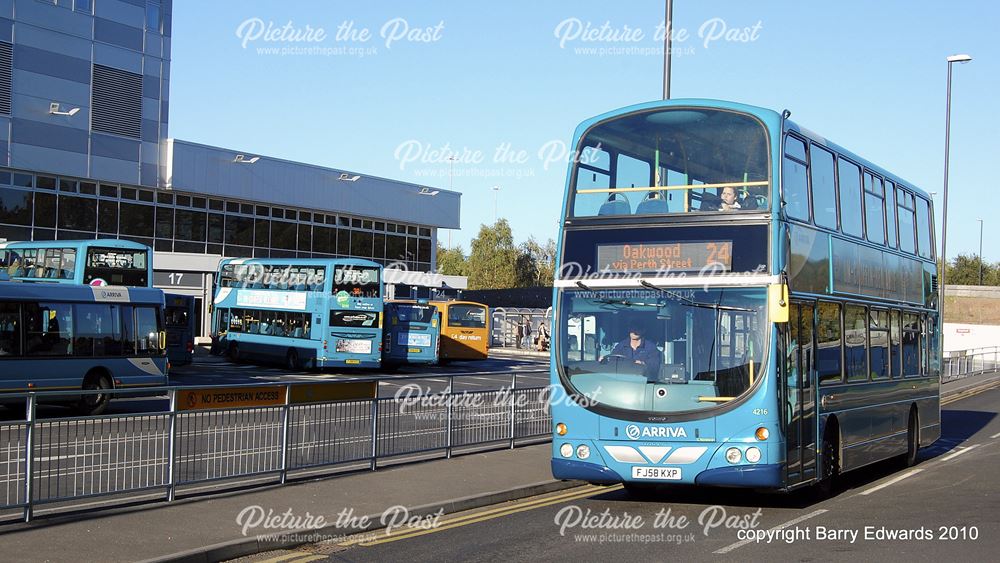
335, 339, 373, 354
631, 466, 682, 480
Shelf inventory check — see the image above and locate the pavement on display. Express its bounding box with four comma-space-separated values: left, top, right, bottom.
0, 371, 995, 563
0, 444, 570, 563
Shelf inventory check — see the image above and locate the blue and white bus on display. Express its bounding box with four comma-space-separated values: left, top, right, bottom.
212, 258, 383, 369
550, 99, 940, 494
0, 281, 167, 415
165, 293, 196, 367
383, 300, 441, 366
0, 239, 152, 287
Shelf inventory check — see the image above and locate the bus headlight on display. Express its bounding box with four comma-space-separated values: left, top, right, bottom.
725, 447, 742, 464
555, 423, 568, 436
745, 447, 762, 463
755, 427, 769, 441
560, 443, 573, 458
576, 445, 591, 460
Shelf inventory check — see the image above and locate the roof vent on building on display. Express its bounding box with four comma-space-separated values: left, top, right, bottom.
0, 42, 11, 116
338, 173, 361, 182
92, 64, 142, 138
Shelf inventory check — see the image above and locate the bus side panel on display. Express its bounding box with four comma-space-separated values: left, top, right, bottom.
819, 377, 938, 472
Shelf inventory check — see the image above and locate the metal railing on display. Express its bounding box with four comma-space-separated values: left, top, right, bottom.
943, 346, 1000, 383
0, 375, 552, 523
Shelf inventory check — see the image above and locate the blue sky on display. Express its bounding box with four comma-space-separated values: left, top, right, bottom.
169, 1, 996, 260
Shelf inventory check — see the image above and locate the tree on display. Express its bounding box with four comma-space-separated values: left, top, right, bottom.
518, 237, 557, 287
945, 253, 999, 286
467, 220, 521, 289
436, 243, 467, 276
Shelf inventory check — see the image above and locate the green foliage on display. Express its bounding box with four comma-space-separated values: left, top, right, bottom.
436, 243, 468, 276
467, 220, 521, 289
944, 253, 1000, 286
518, 237, 557, 287
462, 221, 558, 289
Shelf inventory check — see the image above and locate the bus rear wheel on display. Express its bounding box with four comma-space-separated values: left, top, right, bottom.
78, 373, 112, 416
286, 349, 301, 371
228, 342, 241, 363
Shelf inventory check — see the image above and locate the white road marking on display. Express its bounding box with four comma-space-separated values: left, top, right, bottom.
991, 432, 1000, 439
940, 444, 981, 462
713, 509, 828, 554
857, 468, 924, 496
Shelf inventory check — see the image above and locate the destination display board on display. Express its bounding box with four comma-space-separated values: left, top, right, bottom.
596, 241, 732, 273
561, 224, 768, 277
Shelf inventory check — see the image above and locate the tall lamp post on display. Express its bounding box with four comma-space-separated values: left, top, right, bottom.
939, 53, 972, 308
662, 0, 673, 99
978, 218, 984, 285
491, 185, 501, 223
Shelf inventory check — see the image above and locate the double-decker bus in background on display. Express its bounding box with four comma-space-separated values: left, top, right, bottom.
0, 239, 152, 287
550, 99, 940, 494
0, 281, 167, 415
429, 300, 489, 361
165, 293, 196, 367
383, 300, 441, 366
212, 258, 383, 370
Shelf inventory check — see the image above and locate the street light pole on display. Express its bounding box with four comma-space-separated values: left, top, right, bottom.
662, 0, 673, 99
492, 186, 501, 223
939, 53, 972, 308
978, 218, 984, 285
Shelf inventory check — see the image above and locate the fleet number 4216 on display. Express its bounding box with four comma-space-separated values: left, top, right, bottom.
752, 408, 768, 416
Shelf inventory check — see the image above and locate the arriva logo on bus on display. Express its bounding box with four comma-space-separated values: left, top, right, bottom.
625, 424, 688, 440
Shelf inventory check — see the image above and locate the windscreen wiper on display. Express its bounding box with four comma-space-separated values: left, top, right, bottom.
639, 280, 754, 313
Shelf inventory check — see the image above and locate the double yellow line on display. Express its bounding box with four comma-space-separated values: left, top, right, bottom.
941, 379, 1000, 406
256, 552, 327, 563
339, 484, 621, 547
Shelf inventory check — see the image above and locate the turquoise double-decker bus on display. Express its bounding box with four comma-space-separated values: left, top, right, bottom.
383, 300, 441, 366
0, 239, 152, 287
212, 258, 383, 369
550, 99, 940, 494
0, 280, 167, 415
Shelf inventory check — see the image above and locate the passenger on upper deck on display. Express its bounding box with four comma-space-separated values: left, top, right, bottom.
718, 186, 742, 211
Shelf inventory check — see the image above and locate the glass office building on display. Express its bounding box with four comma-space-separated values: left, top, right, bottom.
0, 1, 462, 337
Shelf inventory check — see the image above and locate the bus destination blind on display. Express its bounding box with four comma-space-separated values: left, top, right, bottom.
596, 241, 733, 273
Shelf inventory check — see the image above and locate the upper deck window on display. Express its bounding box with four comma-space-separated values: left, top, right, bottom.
569, 108, 770, 217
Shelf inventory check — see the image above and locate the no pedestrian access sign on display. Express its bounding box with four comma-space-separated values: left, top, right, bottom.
177, 386, 286, 410
175, 382, 377, 411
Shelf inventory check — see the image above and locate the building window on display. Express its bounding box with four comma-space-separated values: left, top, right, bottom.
57, 195, 97, 232
0, 187, 32, 225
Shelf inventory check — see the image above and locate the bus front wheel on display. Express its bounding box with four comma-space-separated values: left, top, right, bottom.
78, 372, 112, 416
904, 407, 919, 467
816, 426, 839, 498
